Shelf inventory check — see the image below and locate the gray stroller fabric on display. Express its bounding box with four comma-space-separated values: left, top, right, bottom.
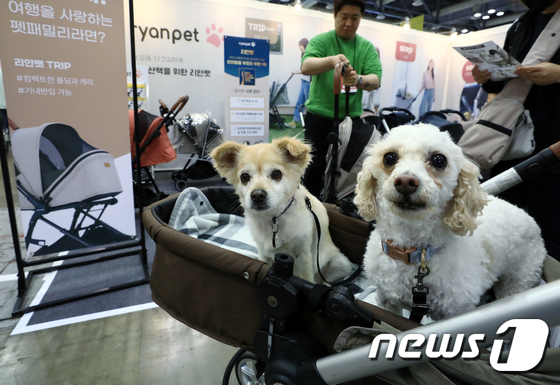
337, 325, 560, 384
336, 121, 382, 202
333, 256, 560, 385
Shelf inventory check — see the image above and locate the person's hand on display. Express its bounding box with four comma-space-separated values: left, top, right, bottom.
341, 63, 358, 87
472, 65, 491, 84
514, 62, 560, 85
332, 54, 349, 69
292, 69, 302, 75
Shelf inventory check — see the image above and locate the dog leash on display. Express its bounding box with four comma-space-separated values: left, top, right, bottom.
409, 249, 430, 324
381, 241, 434, 323
271, 196, 295, 248
305, 196, 363, 287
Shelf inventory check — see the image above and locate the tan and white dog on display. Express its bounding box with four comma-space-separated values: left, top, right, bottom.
354, 124, 546, 320
211, 137, 354, 283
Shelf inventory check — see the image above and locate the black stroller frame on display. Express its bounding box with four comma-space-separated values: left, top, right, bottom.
270, 73, 294, 131
22, 193, 125, 252
4, 2, 150, 317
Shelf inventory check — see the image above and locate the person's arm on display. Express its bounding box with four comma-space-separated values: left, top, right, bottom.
356, 73, 380, 91
514, 62, 560, 85
357, 42, 382, 92
7, 116, 19, 130
301, 54, 349, 76
472, 65, 505, 94
418, 71, 426, 94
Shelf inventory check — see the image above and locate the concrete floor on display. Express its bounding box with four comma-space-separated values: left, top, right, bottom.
0, 147, 243, 385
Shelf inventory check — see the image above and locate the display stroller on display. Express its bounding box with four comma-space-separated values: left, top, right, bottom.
130, 95, 188, 207
322, 66, 395, 205
144, 139, 560, 384
269, 73, 294, 131
11, 122, 135, 256
416, 109, 466, 144
170, 110, 225, 191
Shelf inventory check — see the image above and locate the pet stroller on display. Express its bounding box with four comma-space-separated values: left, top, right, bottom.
11, 122, 135, 256
269, 73, 294, 131
416, 109, 467, 144
129, 95, 188, 207
378, 106, 416, 134
170, 111, 225, 191
144, 180, 560, 384
142, 141, 560, 384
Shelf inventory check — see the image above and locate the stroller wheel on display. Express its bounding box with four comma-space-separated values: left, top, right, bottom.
175, 179, 188, 191
277, 122, 285, 131
235, 351, 265, 385
222, 349, 265, 385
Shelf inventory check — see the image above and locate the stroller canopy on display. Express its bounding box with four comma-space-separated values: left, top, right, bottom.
129, 110, 177, 168
12, 123, 123, 210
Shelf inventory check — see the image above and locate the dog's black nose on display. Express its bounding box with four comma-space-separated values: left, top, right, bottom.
251, 189, 267, 204
394, 175, 419, 195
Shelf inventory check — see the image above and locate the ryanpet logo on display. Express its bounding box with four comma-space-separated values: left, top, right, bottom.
369, 319, 549, 372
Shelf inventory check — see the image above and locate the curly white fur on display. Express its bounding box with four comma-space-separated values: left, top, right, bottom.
355, 124, 546, 320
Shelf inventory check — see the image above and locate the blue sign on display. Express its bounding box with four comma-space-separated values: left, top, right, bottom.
224, 36, 269, 79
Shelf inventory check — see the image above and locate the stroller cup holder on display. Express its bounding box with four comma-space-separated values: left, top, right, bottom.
254, 254, 376, 384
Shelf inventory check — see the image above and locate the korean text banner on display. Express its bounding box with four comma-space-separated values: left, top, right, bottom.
0, 0, 136, 257
224, 35, 269, 144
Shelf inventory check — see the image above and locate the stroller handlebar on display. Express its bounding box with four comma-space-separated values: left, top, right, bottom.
170, 94, 189, 113
158, 99, 169, 114
549, 141, 560, 159
334, 63, 343, 95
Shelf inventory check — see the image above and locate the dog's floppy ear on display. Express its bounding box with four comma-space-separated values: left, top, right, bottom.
443, 158, 490, 236
274, 137, 311, 170
210, 141, 243, 177
354, 158, 378, 222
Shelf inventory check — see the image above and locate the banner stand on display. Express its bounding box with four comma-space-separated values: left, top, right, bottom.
6, 0, 149, 318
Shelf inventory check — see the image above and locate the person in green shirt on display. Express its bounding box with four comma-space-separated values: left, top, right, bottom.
301, 0, 382, 198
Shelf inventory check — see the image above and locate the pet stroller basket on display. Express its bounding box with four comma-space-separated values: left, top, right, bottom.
416, 110, 466, 144
130, 95, 188, 207
170, 111, 224, 191
11, 122, 134, 256
269, 73, 294, 131
144, 183, 560, 385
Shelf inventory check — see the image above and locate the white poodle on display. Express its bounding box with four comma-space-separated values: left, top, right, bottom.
354, 123, 546, 321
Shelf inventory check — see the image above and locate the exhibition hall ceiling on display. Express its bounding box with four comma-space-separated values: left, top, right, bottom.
259, 0, 528, 35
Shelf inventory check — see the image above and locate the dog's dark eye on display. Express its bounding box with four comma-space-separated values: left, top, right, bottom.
430, 154, 447, 170
240, 173, 251, 184
271, 170, 282, 181
383, 152, 398, 167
